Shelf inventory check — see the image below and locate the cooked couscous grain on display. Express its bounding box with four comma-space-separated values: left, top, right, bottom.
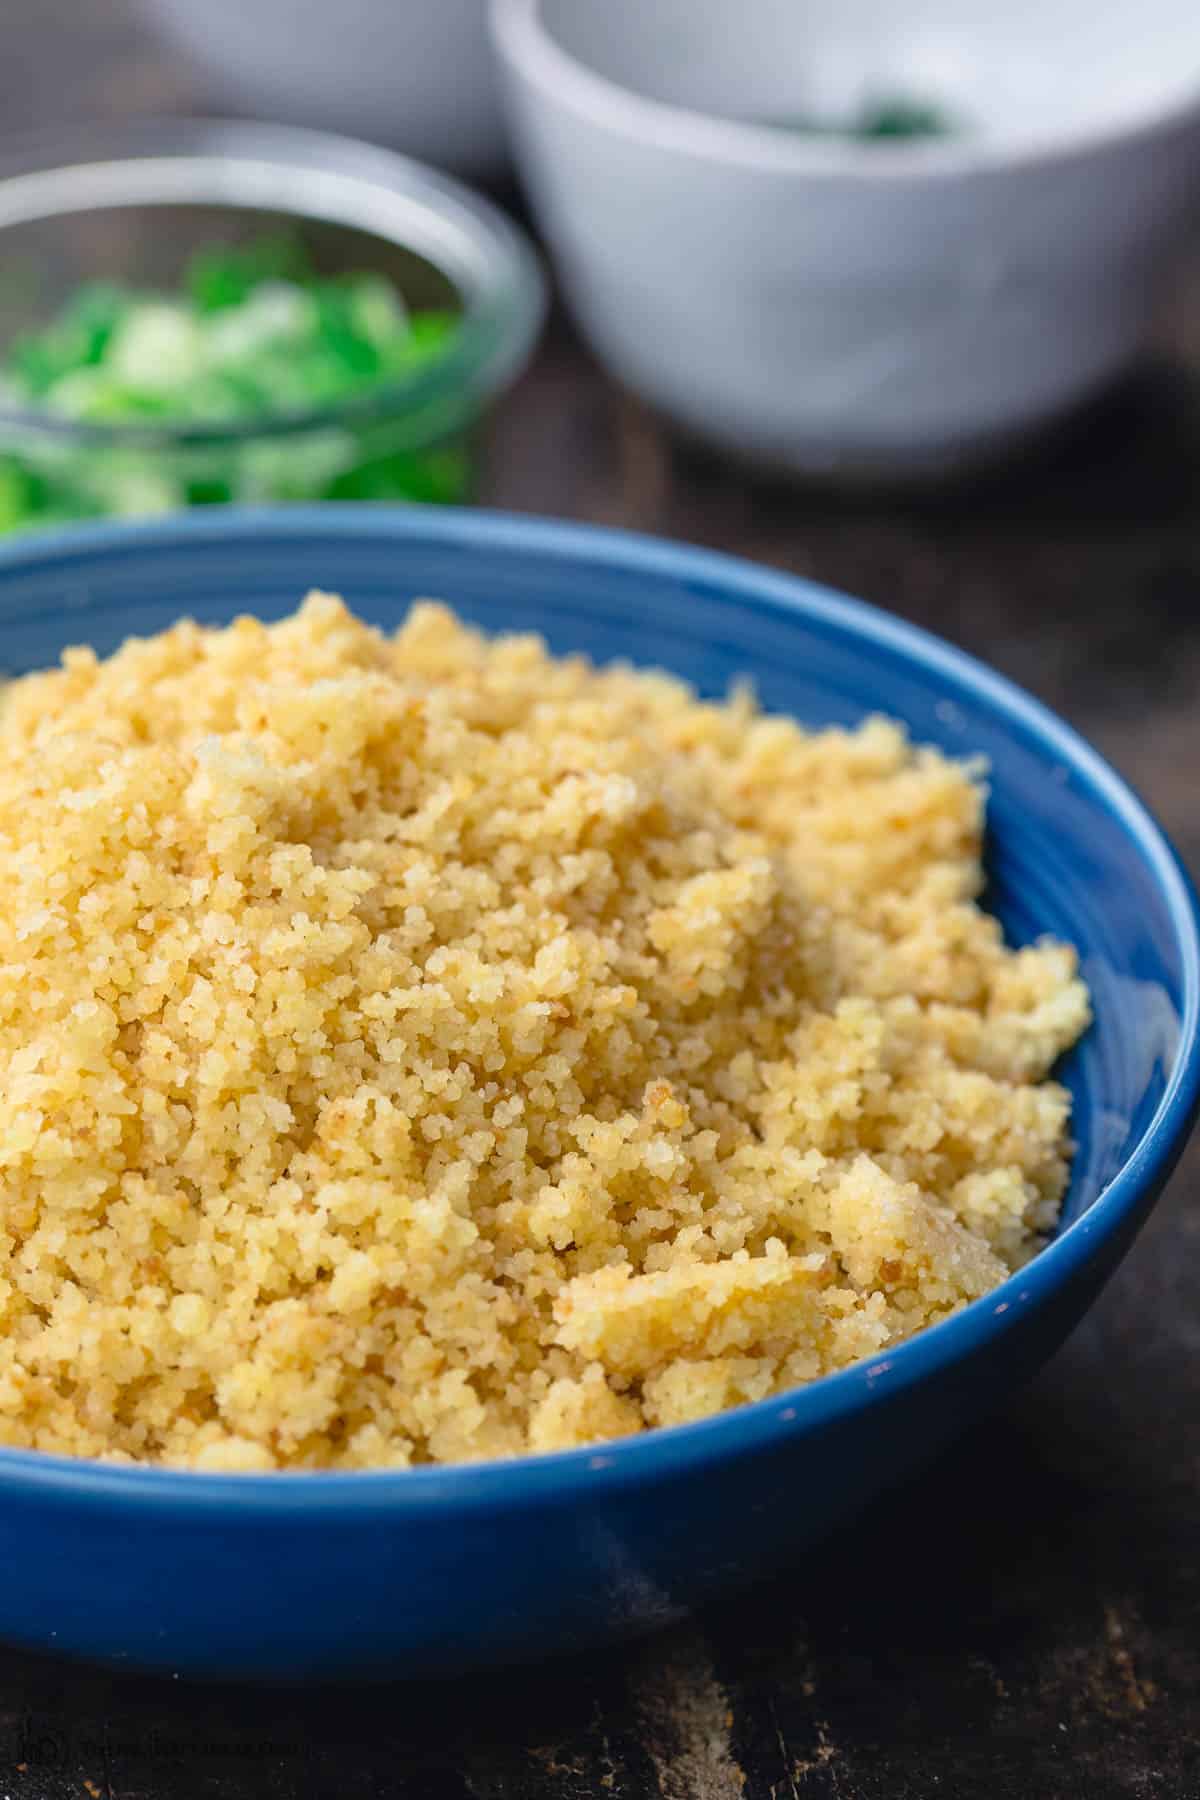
0, 595, 1089, 1468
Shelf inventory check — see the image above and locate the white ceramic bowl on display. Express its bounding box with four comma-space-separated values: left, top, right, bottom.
140, 0, 507, 176
493, 0, 1200, 480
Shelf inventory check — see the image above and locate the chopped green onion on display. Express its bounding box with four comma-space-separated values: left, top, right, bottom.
0, 238, 468, 532
765, 93, 961, 142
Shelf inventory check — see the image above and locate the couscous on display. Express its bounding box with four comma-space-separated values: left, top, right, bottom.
0, 595, 1089, 1468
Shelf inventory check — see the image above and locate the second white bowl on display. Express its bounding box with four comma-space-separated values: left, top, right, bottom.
141, 0, 508, 176
493, 0, 1200, 479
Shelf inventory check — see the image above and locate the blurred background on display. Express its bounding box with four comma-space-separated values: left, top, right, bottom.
2, 2, 1200, 1794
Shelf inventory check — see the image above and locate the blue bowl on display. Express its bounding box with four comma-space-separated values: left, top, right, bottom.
0, 506, 1196, 1681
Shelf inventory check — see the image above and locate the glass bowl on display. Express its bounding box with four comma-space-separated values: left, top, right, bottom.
0, 118, 545, 528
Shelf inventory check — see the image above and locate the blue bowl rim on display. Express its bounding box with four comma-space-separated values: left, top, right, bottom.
0, 502, 1196, 1515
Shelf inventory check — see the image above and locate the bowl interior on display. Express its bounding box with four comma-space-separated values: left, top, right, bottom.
0, 203, 458, 354
537, 0, 1200, 147
0, 509, 1192, 1242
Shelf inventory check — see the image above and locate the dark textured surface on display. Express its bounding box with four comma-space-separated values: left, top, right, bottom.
1, 5, 1199, 1795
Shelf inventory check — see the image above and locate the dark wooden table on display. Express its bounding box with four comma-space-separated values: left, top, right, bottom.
2, 6, 1200, 1797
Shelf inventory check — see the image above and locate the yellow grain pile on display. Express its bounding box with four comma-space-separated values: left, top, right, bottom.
0, 594, 1088, 1468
